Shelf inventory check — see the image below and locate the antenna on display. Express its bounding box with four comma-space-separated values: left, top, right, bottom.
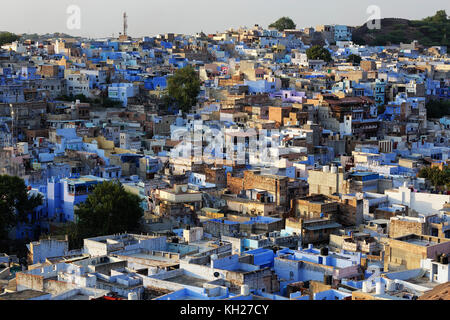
123, 12, 128, 37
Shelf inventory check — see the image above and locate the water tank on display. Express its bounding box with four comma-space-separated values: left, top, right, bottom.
128, 292, 138, 300
323, 165, 330, 173
320, 247, 329, 256
441, 254, 448, 265
308, 244, 313, 250
376, 281, 385, 295
241, 285, 250, 296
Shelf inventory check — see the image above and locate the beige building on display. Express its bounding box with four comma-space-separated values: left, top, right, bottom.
225, 197, 277, 217
389, 215, 450, 239
183, 227, 204, 243
292, 194, 339, 220
384, 234, 450, 271
308, 166, 347, 196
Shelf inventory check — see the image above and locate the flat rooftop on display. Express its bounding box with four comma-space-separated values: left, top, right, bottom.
70, 294, 91, 301
394, 234, 450, 246
0, 289, 49, 300
173, 294, 209, 301
65, 175, 105, 185
350, 172, 379, 176
125, 252, 174, 261
114, 253, 178, 268
369, 219, 390, 225
405, 239, 437, 246
165, 274, 208, 288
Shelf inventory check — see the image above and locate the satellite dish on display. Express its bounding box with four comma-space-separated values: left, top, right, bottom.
213, 272, 220, 278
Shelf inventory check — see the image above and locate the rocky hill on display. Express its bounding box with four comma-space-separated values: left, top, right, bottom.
352, 10, 449, 47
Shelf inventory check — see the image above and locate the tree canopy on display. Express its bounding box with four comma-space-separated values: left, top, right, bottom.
269, 17, 296, 32
167, 66, 201, 113
0, 32, 20, 47
0, 175, 43, 239
70, 181, 144, 247
306, 45, 332, 62
426, 99, 450, 119
418, 166, 450, 191
347, 54, 362, 65
423, 10, 448, 24
353, 10, 450, 47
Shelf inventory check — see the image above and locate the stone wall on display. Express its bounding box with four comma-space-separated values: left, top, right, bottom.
226, 173, 244, 195
389, 219, 425, 239
16, 273, 44, 291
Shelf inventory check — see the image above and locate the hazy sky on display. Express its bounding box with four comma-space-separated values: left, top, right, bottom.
1, 0, 449, 38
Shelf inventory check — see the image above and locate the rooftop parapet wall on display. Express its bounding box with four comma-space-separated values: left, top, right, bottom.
16, 273, 45, 292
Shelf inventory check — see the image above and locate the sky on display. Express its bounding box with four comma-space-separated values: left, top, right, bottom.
0, 0, 449, 38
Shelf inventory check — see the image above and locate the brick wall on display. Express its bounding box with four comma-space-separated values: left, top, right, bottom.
39, 65, 59, 78
227, 173, 244, 194
243, 171, 288, 206
205, 168, 226, 188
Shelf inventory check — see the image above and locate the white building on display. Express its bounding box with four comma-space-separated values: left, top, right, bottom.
421, 258, 450, 284
385, 183, 450, 215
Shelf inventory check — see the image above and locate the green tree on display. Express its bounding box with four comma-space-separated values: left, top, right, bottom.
426, 99, 450, 119
72, 181, 144, 247
0, 32, 20, 46
269, 17, 296, 32
306, 45, 332, 62
167, 66, 201, 113
418, 166, 450, 191
0, 175, 43, 239
101, 97, 123, 108
160, 94, 175, 112
424, 10, 448, 24
346, 54, 362, 65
